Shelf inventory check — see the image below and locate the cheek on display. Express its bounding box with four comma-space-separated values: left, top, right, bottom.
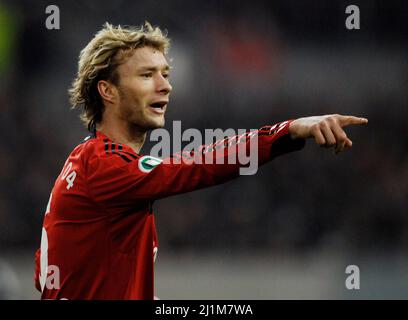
125, 80, 152, 104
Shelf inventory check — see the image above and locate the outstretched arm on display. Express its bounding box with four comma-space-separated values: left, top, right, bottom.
86, 121, 304, 203
289, 114, 368, 154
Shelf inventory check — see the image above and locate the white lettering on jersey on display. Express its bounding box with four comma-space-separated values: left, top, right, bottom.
61, 161, 77, 190
153, 245, 158, 263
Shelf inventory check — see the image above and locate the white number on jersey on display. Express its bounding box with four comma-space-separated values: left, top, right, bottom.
61, 161, 77, 190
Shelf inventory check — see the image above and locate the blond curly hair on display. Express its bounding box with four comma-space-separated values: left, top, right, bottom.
69, 22, 170, 131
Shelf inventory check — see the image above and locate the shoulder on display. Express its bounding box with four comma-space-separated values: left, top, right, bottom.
69, 132, 162, 175
77, 133, 143, 172
69, 134, 104, 161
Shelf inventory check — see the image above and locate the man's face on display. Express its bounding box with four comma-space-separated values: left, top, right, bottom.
114, 46, 172, 131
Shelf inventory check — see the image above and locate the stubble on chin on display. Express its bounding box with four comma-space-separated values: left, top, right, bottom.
130, 112, 166, 132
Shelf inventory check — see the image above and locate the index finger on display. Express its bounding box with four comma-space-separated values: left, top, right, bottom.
337, 115, 368, 127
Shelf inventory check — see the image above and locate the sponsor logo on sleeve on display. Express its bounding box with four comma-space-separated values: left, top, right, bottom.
138, 156, 163, 173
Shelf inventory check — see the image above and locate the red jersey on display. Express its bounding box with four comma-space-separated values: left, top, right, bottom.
34, 120, 305, 299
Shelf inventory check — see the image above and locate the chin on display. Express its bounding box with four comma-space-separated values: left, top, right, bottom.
146, 118, 165, 130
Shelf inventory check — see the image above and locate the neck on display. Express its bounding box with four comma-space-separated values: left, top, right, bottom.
96, 120, 147, 154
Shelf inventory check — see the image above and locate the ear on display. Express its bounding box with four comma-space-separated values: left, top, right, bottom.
97, 80, 117, 105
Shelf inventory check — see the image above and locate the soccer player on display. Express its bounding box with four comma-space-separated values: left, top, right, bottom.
34, 23, 368, 299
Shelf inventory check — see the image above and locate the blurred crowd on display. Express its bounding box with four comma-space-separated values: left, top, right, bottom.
0, 0, 407, 258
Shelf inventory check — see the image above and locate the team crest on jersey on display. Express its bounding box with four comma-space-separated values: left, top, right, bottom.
138, 156, 163, 173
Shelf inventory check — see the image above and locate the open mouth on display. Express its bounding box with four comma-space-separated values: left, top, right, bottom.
149, 101, 167, 114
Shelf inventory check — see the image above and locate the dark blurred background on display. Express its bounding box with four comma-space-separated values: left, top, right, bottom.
0, 0, 407, 299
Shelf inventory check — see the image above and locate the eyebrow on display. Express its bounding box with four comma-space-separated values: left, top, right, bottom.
138, 65, 171, 72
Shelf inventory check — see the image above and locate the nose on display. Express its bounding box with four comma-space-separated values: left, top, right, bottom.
157, 75, 172, 95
